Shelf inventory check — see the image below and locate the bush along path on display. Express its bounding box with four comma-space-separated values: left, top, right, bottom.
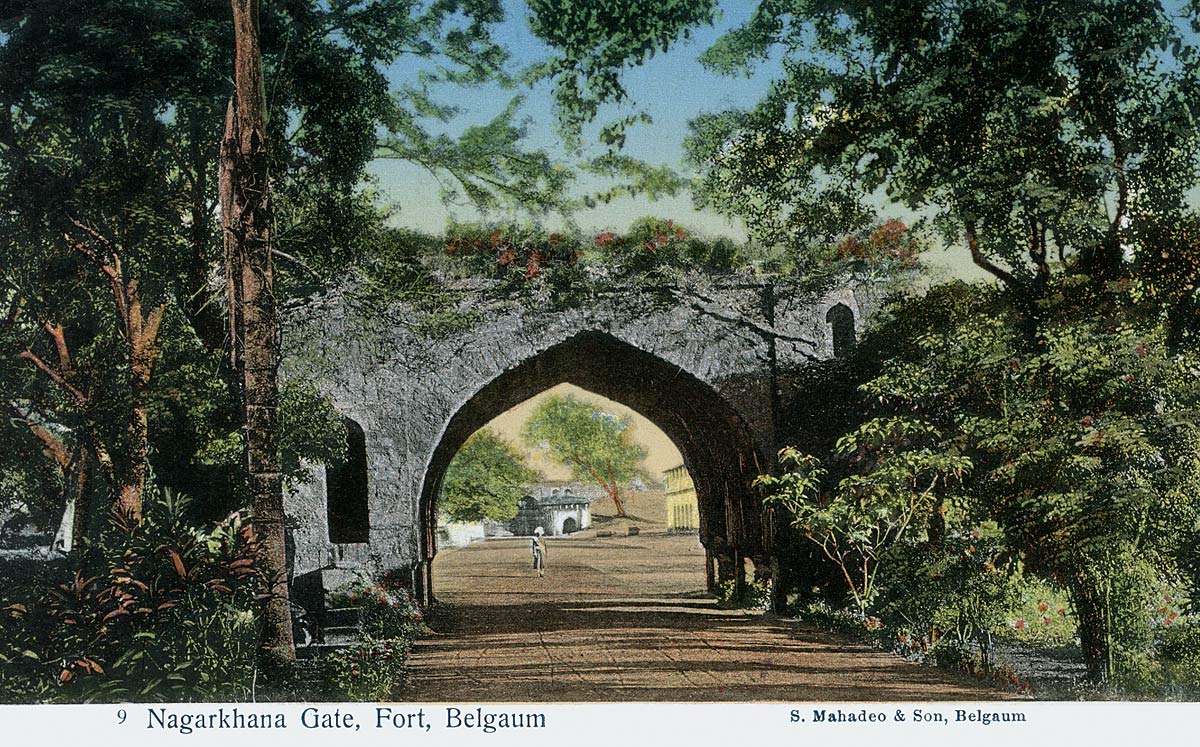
282, 574, 428, 701
0, 492, 262, 702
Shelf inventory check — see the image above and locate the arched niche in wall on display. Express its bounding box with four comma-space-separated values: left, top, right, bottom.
326, 417, 369, 544
826, 303, 856, 359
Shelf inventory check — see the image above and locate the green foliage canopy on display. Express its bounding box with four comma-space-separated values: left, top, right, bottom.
864, 280, 1199, 681
526, 0, 719, 149
0, 0, 571, 527
440, 429, 538, 523
521, 393, 647, 514
686, 0, 1200, 288
756, 418, 970, 615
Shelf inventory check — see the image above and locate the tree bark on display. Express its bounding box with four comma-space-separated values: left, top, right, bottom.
61, 225, 164, 522
116, 407, 150, 521
606, 483, 626, 517
17, 279, 159, 525
582, 462, 627, 516
224, 0, 294, 664
964, 220, 1017, 288
116, 285, 162, 523
66, 445, 92, 549
1071, 574, 1110, 682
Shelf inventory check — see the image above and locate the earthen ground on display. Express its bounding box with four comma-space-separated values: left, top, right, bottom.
402, 499, 1014, 702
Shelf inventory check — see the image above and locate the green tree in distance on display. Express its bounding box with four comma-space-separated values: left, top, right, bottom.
521, 394, 647, 517
440, 429, 539, 523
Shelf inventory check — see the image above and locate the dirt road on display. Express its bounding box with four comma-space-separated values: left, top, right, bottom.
400, 531, 1010, 702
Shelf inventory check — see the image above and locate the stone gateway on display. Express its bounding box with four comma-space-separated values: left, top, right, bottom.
280, 278, 871, 612
510, 486, 592, 537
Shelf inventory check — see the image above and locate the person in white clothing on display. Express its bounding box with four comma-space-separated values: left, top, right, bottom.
531, 526, 546, 578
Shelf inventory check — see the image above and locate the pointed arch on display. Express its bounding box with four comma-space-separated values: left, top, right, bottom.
416, 331, 766, 569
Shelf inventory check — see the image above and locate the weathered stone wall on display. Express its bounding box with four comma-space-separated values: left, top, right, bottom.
279, 278, 870, 601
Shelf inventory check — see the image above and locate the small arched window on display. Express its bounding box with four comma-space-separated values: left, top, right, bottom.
826, 303, 856, 358
326, 418, 369, 543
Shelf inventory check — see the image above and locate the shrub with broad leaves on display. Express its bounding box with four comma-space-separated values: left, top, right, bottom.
321, 637, 409, 701
0, 489, 261, 702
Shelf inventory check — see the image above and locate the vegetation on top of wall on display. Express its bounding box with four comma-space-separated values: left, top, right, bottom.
314, 215, 927, 342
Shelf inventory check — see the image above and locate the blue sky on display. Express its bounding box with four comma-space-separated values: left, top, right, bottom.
368, 2, 778, 238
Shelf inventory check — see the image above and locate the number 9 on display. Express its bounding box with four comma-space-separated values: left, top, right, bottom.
117, 709, 127, 725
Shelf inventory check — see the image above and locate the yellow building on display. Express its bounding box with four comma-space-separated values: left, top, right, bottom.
663, 463, 698, 533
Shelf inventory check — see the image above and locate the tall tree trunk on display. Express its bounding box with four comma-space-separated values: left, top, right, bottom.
117, 279, 165, 523
224, 0, 294, 664
606, 484, 626, 517
67, 446, 92, 550
1071, 573, 1110, 682
14, 286, 159, 524
583, 463, 627, 516
115, 407, 149, 521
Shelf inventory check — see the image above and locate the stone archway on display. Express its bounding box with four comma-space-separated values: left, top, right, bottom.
415, 331, 766, 604
281, 278, 871, 611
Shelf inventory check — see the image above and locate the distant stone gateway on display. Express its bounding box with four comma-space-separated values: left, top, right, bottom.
510, 485, 593, 537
